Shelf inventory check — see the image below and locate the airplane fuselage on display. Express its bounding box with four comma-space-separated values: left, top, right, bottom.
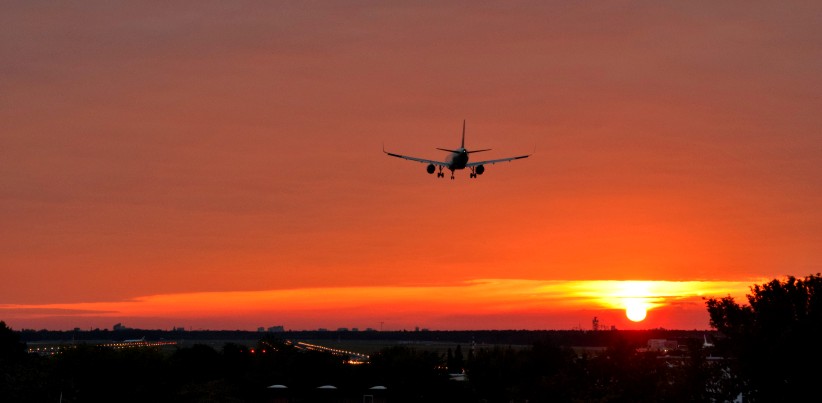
446, 149, 469, 171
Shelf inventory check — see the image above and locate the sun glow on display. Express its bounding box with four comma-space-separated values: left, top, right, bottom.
0, 279, 752, 330
566, 279, 753, 324
624, 298, 649, 322
616, 282, 653, 322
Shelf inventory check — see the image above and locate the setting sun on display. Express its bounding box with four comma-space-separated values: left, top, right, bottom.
617, 282, 653, 322
625, 298, 649, 322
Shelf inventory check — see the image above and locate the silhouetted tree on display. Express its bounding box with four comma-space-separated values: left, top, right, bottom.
453, 344, 464, 372
51, 344, 172, 403
368, 346, 451, 402
706, 274, 822, 401
446, 345, 465, 374
0, 321, 26, 362
170, 344, 222, 384
1, 322, 59, 402
466, 340, 582, 402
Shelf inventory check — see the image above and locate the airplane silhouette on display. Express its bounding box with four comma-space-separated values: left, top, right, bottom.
383, 120, 531, 179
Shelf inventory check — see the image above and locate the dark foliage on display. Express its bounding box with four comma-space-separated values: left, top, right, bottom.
0, 321, 26, 362
0, 325, 729, 402
706, 273, 822, 402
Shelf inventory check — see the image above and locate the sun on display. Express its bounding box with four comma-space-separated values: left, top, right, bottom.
624, 298, 648, 322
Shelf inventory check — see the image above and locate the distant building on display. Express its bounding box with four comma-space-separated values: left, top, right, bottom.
172, 326, 186, 332
257, 327, 265, 332
113, 323, 130, 331
351, 328, 359, 332
647, 339, 678, 352
267, 326, 285, 333
337, 327, 349, 332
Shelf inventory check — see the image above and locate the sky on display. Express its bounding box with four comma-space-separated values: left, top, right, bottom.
2, 1, 821, 331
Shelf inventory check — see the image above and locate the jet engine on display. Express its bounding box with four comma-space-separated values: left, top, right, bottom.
426, 164, 436, 174
475, 164, 485, 175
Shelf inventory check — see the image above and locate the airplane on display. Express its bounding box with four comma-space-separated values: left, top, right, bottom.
383, 120, 531, 179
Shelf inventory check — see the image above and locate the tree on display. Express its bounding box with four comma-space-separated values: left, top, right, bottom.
368, 346, 451, 402
0, 321, 26, 362
706, 274, 822, 402
451, 345, 464, 373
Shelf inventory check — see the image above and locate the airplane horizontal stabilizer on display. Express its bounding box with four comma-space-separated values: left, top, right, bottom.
436, 148, 461, 153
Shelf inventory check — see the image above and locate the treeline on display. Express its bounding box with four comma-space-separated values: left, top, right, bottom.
1, 326, 718, 403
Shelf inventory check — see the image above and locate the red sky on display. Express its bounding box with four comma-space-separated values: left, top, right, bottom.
2, 1, 821, 331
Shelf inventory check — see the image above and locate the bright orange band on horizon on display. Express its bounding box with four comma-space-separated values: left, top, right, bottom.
1, 279, 755, 331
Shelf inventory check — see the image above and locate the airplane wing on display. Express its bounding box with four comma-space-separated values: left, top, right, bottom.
383, 148, 449, 167
466, 154, 530, 167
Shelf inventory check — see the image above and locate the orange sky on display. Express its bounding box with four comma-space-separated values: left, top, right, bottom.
2, 1, 821, 330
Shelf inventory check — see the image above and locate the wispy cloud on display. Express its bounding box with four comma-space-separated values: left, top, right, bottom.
2, 279, 753, 330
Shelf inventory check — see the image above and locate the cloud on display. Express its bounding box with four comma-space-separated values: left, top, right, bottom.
2, 279, 752, 330
0, 306, 117, 316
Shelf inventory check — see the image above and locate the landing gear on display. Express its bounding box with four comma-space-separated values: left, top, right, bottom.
437, 167, 445, 178
469, 167, 477, 178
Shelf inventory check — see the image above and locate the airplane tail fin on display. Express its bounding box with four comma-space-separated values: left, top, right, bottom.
436, 120, 490, 153
461, 119, 466, 149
